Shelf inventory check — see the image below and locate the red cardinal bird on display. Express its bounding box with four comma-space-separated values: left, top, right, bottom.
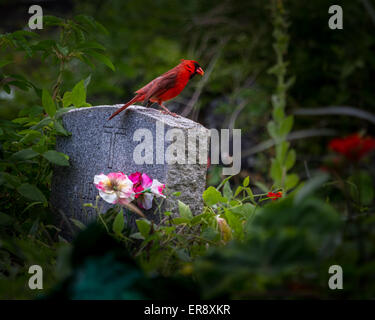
108, 59, 204, 120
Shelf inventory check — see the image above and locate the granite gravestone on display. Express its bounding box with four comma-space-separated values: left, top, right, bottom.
51, 105, 210, 235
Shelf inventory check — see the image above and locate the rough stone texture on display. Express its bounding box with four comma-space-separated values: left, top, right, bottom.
51, 105, 210, 235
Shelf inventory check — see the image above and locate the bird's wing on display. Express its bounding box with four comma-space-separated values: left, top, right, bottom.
135, 70, 178, 101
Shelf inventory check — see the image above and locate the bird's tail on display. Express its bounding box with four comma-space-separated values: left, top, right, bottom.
108, 95, 141, 120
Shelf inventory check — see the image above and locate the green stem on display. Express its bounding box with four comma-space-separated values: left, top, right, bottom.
97, 211, 109, 233
52, 59, 65, 102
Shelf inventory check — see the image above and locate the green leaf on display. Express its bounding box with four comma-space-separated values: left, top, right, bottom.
71, 80, 86, 107
203, 186, 226, 206
8, 80, 29, 91
272, 105, 284, 122
17, 183, 47, 204
77, 54, 96, 69
84, 74, 92, 88
136, 219, 151, 238
279, 115, 294, 137
31, 39, 55, 51
88, 51, 115, 71
12, 117, 29, 124
190, 212, 209, 225
74, 14, 97, 30
129, 232, 144, 240
54, 120, 70, 136
178, 200, 193, 220
285, 173, 299, 190
31, 117, 52, 130
230, 203, 256, 219
223, 181, 233, 200
77, 41, 106, 51
267, 121, 278, 140
55, 107, 76, 119
22, 201, 43, 214
19, 105, 43, 117
80, 102, 91, 107
270, 159, 283, 184
243, 176, 250, 187
56, 43, 69, 56
62, 91, 73, 108
70, 218, 86, 230
94, 20, 109, 35
43, 15, 64, 27
216, 175, 233, 190
244, 187, 254, 202
224, 210, 243, 239
234, 186, 243, 197
171, 217, 190, 225
10, 148, 39, 161
285, 149, 296, 170
112, 211, 124, 235
19, 130, 42, 144
42, 89, 56, 117
201, 227, 219, 241
276, 141, 289, 163
0, 172, 21, 189
43, 150, 69, 166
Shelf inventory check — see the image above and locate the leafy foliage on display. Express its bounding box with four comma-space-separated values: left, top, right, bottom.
0, 0, 375, 300
0, 13, 115, 298
267, 1, 298, 191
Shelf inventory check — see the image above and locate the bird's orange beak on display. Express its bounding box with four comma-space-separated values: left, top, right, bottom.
196, 67, 204, 76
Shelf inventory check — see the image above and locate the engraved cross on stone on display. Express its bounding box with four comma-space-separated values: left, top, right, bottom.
103, 123, 128, 169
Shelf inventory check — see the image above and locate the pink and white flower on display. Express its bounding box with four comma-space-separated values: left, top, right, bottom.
150, 179, 166, 198
94, 172, 134, 205
128, 172, 166, 210
93, 171, 166, 211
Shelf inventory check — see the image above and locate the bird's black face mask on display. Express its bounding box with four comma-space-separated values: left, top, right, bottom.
190, 63, 203, 79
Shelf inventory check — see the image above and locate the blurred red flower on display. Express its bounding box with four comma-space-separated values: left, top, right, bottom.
267, 191, 282, 201
329, 133, 375, 161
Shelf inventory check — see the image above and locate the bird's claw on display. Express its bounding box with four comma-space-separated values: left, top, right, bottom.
161, 110, 178, 117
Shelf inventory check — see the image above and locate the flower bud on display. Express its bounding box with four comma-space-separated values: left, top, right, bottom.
216, 216, 232, 242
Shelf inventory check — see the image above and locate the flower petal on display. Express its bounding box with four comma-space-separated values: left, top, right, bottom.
141, 173, 153, 188
94, 174, 111, 191
150, 179, 166, 198
108, 171, 126, 181
99, 190, 118, 204
141, 193, 154, 210
129, 171, 142, 184
94, 174, 109, 185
